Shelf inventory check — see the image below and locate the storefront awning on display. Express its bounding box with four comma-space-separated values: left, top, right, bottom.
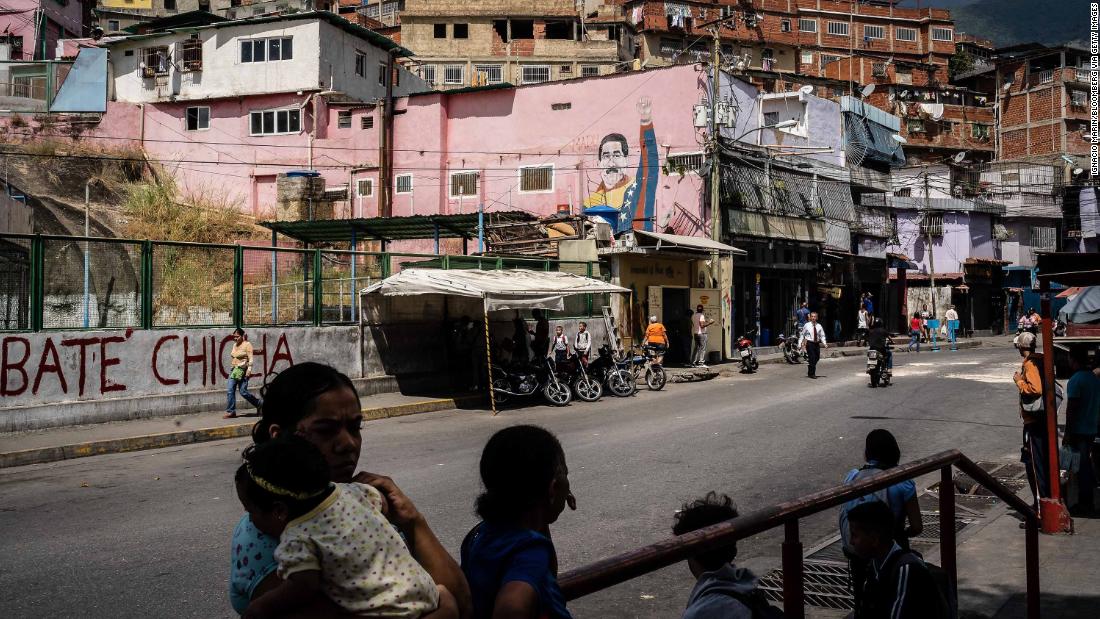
632, 230, 746, 255
361, 268, 629, 312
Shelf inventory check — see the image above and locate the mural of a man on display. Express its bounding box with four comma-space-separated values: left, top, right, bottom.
583, 97, 659, 233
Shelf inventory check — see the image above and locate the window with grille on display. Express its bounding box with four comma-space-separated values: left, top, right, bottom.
887, 212, 899, 241
420, 65, 437, 85
780, 19, 791, 32
907, 119, 926, 133
357, 179, 373, 197
659, 38, 680, 56
181, 35, 202, 71
931, 27, 953, 41
581, 65, 599, 77
338, 111, 352, 128
666, 152, 703, 174
798, 18, 817, 32
894, 187, 912, 197
560, 65, 572, 76
864, 25, 885, 39
249, 108, 301, 135
895, 27, 917, 42
185, 106, 209, 131
449, 171, 479, 197
1072, 90, 1088, 107
800, 51, 813, 66
361, 115, 374, 129
920, 213, 944, 237
395, 174, 413, 194
443, 64, 464, 85
475, 64, 503, 84
354, 52, 365, 77
970, 123, 991, 139
872, 62, 887, 77
1030, 226, 1057, 250
827, 22, 849, 37
519, 165, 554, 192
522, 65, 550, 84
763, 111, 781, 126
820, 54, 842, 69
143, 46, 170, 76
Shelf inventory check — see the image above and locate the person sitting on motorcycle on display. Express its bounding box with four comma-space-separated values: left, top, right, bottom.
866, 317, 892, 371
642, 315, 668, 367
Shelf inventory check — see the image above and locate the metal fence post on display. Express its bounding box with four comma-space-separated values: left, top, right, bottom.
141, 240, 153, 329
782, 519, 805, 619
313, 248, 322, 326
939, 466, 958, 600
30, 234, 44, 332
233, 245, 244, 328
382, 252, 391, 279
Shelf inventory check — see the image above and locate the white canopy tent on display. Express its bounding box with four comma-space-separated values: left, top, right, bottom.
362, 268, 630, 311
362, 269, 629, 414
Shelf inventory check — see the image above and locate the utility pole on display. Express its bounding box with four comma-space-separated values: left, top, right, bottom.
707, 28, 725, 360
924, 170, 937, 317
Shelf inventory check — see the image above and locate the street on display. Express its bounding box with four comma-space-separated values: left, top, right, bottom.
0, 345, 1027, 618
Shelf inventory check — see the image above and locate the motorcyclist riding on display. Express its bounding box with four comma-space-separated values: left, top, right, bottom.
866, 317, 892, 371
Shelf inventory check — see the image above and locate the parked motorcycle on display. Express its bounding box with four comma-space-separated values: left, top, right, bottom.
553, 353, 603, 402
736, 329, 759, 373
491, 357, 572, 406
587, 345, 636, 397
776, 333, 803, 364
866, 348, 892, 388
623, 345, 666, 391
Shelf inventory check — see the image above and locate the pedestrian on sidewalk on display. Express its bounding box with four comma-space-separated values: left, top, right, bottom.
234, 436, 456, 619
574, 322, 591, 366
531, 309, 550, 361
795, 301, 810, 349
1065, 347, 1100, 517
847, 501, 949, 619
225, 328, 263, 419
838, 430, 923, 609
944, 305, 959, 345
856, 305, 870, 347
1013, 332, 1052, 507
672, 492, 779, 619
800, 312, 827, 379
461, 425, 576, 619
230, 363, 472, 618
551, 325, 570, 363
862, 292, 875, 320
692, 305, 715, 368
920, 305, 931, 342
907, 313, 922, 353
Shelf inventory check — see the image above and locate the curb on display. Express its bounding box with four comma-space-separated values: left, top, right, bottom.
0, 396, 482, 469
716, 340, 983, 376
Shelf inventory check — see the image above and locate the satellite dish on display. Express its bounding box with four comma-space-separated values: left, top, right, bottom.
953, 151, 968, 164
888, 92, 895, 102
799, 84, 814, 95
1002, 82, 1012, 92
861, 83, 876, 98
1074, 167, 1085, 175
891, 134, 907, 144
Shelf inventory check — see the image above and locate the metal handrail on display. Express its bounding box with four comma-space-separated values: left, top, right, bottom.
559, 450, 1039, 619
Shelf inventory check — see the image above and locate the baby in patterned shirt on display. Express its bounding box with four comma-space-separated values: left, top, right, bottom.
235, 436, 456, 619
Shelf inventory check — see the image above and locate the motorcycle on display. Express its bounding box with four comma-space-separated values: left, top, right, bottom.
553, 352, 603, 402
586, 345, 636, 397
776, 333, 803, 364
736, 329, 759, 373
491, 357, 572, 407
866, 348, 892, 388
624, 345, 666, 391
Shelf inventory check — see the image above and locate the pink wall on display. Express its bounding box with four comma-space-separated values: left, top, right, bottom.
0, 0, 84, 60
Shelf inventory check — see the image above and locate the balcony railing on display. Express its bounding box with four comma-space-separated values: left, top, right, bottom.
560, 450, 1040, 619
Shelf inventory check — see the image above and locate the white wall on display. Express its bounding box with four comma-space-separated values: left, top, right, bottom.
318, 23, 428, 101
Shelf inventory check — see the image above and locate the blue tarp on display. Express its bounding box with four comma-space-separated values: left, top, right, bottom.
50, 48, 107, 113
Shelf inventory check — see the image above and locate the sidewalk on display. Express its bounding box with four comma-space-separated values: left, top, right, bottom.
711, 336, 988, 376
0, 391, 482, 469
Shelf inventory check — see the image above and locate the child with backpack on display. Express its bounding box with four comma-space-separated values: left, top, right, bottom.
672, 492, 783, 619
235, 436, 457, 619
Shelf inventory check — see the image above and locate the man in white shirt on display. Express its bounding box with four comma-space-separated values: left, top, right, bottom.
944, 305, 959, 346
691, 304, 715, 367
800, 312, 828, 379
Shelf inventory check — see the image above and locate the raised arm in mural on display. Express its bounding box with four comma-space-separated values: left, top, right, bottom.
583, 96, 659, 233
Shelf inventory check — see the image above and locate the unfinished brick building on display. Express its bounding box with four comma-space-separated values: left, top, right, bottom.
398, 0, 623, 89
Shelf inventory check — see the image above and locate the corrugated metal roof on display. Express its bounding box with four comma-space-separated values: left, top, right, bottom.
839, 96, 901, 131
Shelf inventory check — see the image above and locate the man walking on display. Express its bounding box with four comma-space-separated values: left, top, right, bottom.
1065, 347, 1100, 516
944, 304, 960, 346
1013, 332, 1050, 507
801, 311, 828, 379
692, 304, 715, 367
795, 301, 810, 348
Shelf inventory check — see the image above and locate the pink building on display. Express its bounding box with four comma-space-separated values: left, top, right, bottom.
80, 48, 764, 252
0, 0, 85, 60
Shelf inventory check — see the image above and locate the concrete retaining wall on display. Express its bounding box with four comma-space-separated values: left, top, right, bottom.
0, 326, 363, 431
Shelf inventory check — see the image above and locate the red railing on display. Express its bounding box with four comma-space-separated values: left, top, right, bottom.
559, 450, 1039, 619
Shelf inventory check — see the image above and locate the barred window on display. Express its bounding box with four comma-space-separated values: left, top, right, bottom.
395, 174, 413, 194
666, 152, 703, 174
920, 213, 943, 237
895, 27, 917, 42
449, 171, 479, 197
443, 64, 464, 85
420, 65, 437, 85
864, 25, 885, 40
798, 18, 817, 33
361, 115, 374, 129
474, 64, 503, 84
827, 21, 849, 37
337, 110, 352, 129
520, 165, 554, 192
356, 179, 373, 197
907, 119, 926, 133
931, 27, 953, 42
522, 65, 551, 84
820, 54, 842, 69
581, 65, 600, 77
1030, 226, 1057, 250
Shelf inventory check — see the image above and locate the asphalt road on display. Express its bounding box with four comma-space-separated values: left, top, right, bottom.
0, 345, 1026, 618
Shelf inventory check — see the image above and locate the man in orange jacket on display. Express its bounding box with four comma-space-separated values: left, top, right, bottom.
1013, 332, 1049, 506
